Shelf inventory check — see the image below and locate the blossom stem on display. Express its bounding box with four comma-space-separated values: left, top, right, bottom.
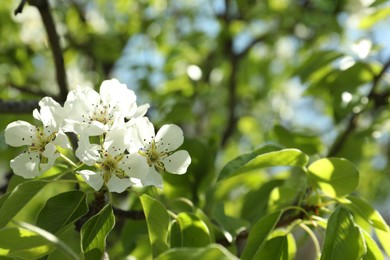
60, 154, 78, 168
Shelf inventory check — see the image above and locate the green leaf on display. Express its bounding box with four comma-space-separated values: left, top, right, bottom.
321, 207, 366, 260
0, 180, 47, 228
36, 190, 88, 234
296, 50, 343, 82
0, 227, 56, 259
81, 204, 115, 260
361, 229, 384, 260
308, 158, 359, 198
16, 222, 79, 260
176, 212, 211, 247
273, 125, 324, 155
156, 244, 238, 260
241, 179, 284, 224
218, 144, 281, 181
241, 211, 282, 260
140, 194, 170, 257
219, 148, 309, 181
360, 6, 390, 29
375, 227, 390, 257
338, 195, 388, 231
253, 236, 289, 260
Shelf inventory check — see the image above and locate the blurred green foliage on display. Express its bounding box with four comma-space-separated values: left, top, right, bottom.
2, 0, 390, 259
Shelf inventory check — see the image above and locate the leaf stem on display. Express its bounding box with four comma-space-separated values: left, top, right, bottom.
299, 223, 321, 259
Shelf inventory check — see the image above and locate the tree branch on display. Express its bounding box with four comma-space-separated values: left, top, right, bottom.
0, 99, 39, 114
327, 57, 390, 157
113, 208, 145, 220
28, 0, 69, 103
9, 83, 53, 97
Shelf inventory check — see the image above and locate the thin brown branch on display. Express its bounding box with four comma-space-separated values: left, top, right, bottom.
0, 99, 39, 114
14, 0, 27, 15
28, 0, 69, 103
9, 83, 53, 97
327, 57, 390, 157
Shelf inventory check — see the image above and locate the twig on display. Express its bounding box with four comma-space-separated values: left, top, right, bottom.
327, 57, 390, 157
14, 0, 27, 15
28, 0, 69, 103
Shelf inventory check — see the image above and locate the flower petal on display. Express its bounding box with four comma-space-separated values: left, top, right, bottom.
162, 150, 191, 175
106, 175, 133, 193
131, 103, 150, 119
132, 117, 155, 148
52, 131, 71, 149
118, 153, 149, 179
75, 137, 100, 166
103, 127, 127, 156
5, 121, 36, 147
100, 78, 137, 118
78, 170, 104, 191
10, 152, 41, 178
155, 124, 184, 152
42, 142, 56, 158
141, 168, 163, 188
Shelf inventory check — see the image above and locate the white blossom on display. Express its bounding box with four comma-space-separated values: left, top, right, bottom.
76, 127, 148, 193
62, 78, 147, 137
4, 97, 69, 178
127, 117, 191, 187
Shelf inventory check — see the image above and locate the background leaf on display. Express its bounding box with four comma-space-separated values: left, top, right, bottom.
36, 190, 88, 234
81, 204, 115, 260
140, 194, 170, 258
308, 158, 359, 198
0, 180, 47, 228
241, 211, 282, 260
321, 207, 366, 260
176, 212, 211, 247
219, 148, 308, 181
156, 244, 238, 260
0, 227, 56, 259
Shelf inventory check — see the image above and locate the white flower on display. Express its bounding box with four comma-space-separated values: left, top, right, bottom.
76, 127, 148, 193
4, 97, 69, 178
128, 117, 191, 187
62, 78, 147, 136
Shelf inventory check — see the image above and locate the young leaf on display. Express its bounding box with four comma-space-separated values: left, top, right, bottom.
140, 194, 170, 257
361, 229, 384, 260
36, 190, 88, 234
241, 211, 282, 260
321, 207, 366, 260
81, 204, 115, 260
0, 180, 47, 228
219, 148, 309, 181
375, 227, 390, 257
156, 244, 239, 260
176, 212, 211, 247
339, 195, 388, 231
308, 158, 359, 198
0, 227, 56, 259
252, 235, 289, 260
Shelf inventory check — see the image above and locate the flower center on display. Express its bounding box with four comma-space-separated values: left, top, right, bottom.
81, 102, 116, 126
28, 127, 56, 152
99, 150, 127, 183
139, 140, 167, 172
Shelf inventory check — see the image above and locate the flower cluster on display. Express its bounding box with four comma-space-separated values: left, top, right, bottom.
5, 79, 191, 192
